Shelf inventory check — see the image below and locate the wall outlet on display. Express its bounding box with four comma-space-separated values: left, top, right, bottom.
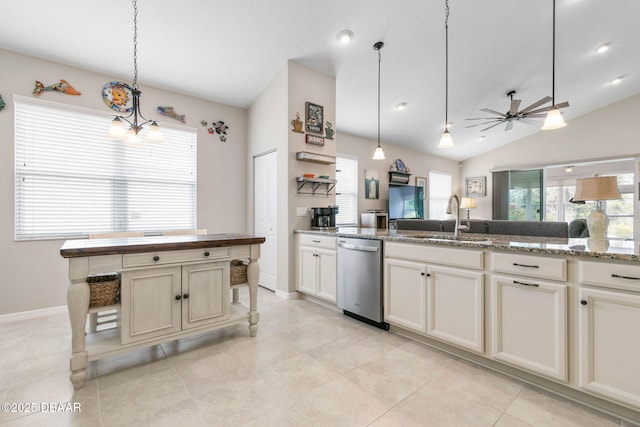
296, 207, 307, 217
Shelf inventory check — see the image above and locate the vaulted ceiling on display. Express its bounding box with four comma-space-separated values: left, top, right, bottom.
1, 0, 639, 160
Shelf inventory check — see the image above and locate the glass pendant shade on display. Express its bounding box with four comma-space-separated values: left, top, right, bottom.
124, 128, 142, 146
541, 107, 566, 130
146, 121, 163, 142
372, 146, 385, 160
108, 117, 127, 139
438, 129, 454, 148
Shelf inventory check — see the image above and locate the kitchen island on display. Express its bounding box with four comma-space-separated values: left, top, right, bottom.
60, 233, 265, 389
295, 228, 640, 423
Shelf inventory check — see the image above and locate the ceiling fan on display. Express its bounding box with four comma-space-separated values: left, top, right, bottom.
466, 90, 569, 132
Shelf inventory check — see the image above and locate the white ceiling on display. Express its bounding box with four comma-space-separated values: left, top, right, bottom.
1, 0, 639, 161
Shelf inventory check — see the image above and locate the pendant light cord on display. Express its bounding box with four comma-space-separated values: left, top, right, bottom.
551, 0, 556, 106
377, 47, 381, 148
444, 0, 449, 128
132, 0, 139, 90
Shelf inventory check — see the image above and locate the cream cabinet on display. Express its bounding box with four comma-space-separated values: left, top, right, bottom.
384, 242, 484, 352
427, 265, 484, 353
384, 257, 427, 333
490, 252, 568, 381
578, 285, 640, 408
296, 234, 337, 302
491, 275, 567, 381
121, 261, 230, 344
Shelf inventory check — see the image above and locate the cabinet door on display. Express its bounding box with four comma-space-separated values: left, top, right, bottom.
121, 266, 182, 344
579, 287, 640, 407
427, 266, 484, 353
492, 275, 567, 381
384, 258, 427, 333
182, 261, 230, 330
316, 248, 337, 302
298, 246, 318, 295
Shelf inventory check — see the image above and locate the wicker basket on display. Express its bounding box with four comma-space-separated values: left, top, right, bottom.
87, 273, 120, 308
230, 260, 248, 285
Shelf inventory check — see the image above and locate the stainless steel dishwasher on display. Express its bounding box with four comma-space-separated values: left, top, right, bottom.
337, 237, 388, 329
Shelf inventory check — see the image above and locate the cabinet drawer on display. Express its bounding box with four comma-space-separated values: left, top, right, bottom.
385, 242, 483, 270
491, 252, 566, 282
123, 247, 229, 268
299, 234, 337, 249
579, 260, 640, 292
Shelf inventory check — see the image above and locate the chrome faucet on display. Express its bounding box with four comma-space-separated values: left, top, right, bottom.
446, 194, 468, 237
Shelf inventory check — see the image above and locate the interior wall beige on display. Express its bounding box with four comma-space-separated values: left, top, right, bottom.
0, 49, 248, 315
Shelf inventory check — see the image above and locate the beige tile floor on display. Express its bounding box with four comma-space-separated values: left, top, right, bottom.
0, 287, 637, 426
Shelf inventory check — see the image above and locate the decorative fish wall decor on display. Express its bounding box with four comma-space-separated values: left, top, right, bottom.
157, 106, 186, 123
201, 120, 229, 142
33, 80, 81, 96
0, 94, 5, 112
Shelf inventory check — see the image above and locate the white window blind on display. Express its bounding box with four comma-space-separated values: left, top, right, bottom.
15, 98, 197, 240
428, 171, 452, 220
335, 155, 358, 226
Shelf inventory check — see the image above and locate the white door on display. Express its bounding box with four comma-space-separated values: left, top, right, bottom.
254, 151, 277, 291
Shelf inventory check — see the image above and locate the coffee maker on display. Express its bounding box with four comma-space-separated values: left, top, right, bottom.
310, 206, 339, 230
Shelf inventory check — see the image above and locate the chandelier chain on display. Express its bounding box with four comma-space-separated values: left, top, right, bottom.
132, 0, 139, 89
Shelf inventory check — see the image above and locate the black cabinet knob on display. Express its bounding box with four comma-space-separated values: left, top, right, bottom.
183, 293, 189, 299
580, 300, 587, 305
153, 255, 160, 262
175, 295, 182, 301
204, 251, 210, 257
421, 272, 425, 276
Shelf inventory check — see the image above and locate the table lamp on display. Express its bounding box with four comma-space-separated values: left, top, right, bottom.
571, 175, 621, 240
460, 197, 476, 227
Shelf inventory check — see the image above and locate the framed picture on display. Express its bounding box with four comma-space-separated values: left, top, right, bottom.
466, 176, 486, 197
415, 176, 426, 188
365, 169, 380, 199
305, 102, 324, 134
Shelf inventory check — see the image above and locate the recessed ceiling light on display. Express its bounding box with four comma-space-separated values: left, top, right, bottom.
596, 43, 611, 54
564, 165, 574, 173
337, 30, 353, 44
610, 77, 623, 85
396, 102, 407, 110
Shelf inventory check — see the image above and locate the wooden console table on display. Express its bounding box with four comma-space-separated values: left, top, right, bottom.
60, 233, 265, 389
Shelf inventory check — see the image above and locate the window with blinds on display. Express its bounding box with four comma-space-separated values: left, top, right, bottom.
335, 155, 358, 226
428, 171, 452, 220
14, 97, 197, 240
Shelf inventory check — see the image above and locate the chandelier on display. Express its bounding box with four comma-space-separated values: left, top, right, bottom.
108, 0, 162, 145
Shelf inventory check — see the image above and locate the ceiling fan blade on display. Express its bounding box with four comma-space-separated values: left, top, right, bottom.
465, 117, 501, 120
554, 101, 570, 109
526, 101, 571, 116
525, 113, 547, 118
519, 96, 552, 114
479, 108, 507, 117
465, 120, 502, 129
509, 99, 521, 116
505, 122, 514, 131
480, 122, 504, 132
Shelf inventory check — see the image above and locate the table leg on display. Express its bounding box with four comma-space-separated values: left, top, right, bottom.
67, 279, 89, 389
246, 258, 260, 337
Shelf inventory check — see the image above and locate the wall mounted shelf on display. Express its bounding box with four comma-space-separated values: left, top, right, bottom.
295, 151, 336, 165
296, 176, 336, 195
389, 171, 412, 185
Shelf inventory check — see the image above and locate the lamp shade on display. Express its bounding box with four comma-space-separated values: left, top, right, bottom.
573, 176, 621, 202
460, 197, 476, 209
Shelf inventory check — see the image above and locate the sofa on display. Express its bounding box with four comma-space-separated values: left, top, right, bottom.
396, 219, 569, 238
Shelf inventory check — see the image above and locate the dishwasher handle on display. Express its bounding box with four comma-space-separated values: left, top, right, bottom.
339, 242, 379, 252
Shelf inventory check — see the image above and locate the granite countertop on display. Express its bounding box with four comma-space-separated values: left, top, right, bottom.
295, 228, 640, 262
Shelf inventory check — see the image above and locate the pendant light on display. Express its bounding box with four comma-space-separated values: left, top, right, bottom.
438, 0, 454, 148
108, 0, 162, 145
542, 0, 566, 130
372, 41, 386, 160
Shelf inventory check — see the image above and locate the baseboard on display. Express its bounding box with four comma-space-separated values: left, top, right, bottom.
275, 289, 300, 300
0, 305, 67, 324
